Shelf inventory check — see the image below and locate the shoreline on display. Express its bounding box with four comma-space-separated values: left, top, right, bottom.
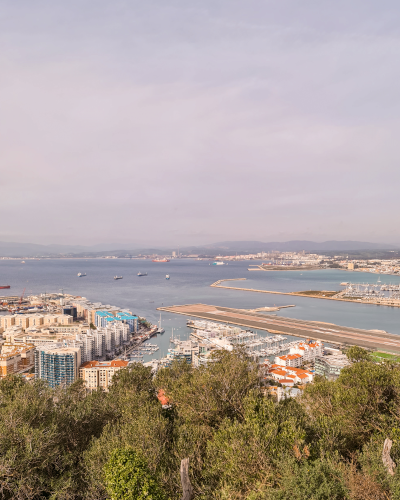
210, 279, 400, 309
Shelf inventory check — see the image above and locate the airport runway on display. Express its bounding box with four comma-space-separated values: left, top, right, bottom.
157, 303, 400, 354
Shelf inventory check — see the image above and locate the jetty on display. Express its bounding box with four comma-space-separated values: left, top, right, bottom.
210, 278, 400, 308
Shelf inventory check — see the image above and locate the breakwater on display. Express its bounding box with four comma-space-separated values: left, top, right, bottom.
210, 278, 400, 308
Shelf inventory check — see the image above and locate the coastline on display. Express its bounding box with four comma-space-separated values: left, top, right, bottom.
210, 279, 400, 308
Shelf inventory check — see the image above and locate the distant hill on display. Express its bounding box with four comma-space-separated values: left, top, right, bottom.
207, 240, 399, 252
0, 241, 132, 257
0, 239, 397, 257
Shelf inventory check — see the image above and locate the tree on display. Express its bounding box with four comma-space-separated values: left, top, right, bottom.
346, 345, 371, 362
103, 448, 166, 500
139, 318, 152, 328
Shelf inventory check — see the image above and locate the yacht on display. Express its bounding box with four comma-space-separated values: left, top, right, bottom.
157, 312, 165, 333
138, 272, 147, 276
166, 274, 170, 280
114, 276, 123, 280
77, 272, 87, 277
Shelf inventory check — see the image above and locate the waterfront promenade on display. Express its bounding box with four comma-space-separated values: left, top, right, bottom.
157, 303, 400, 354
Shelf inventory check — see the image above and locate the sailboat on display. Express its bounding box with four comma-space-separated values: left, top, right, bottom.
170, 328, 174, 342
157, 312, 165, 334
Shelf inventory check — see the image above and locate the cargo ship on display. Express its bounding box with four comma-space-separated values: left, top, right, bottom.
0, 285, 10, 289
152, 258, 170, 263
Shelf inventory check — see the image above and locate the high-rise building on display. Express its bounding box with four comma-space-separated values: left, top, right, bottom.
115, 312, 138, 333
95, 311, 114, 328
35, 345, 81, 388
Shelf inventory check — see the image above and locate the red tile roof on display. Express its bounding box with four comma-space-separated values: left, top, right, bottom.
270, 369, 287, 376
80, 360, 128, 369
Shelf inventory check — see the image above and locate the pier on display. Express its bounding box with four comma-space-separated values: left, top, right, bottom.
157, 303, 400, 354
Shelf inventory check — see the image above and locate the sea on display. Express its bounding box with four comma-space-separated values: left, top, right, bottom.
1, 258, 400, 362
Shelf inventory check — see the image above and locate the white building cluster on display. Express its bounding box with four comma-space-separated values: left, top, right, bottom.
274, 340, 323, 367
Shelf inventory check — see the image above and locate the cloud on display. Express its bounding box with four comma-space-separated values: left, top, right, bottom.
1, 0, 400, 245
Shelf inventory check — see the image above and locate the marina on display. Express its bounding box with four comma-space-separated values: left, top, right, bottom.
186, 319, 295, 357
157, 303, 400, 354
211, 278, 400, 308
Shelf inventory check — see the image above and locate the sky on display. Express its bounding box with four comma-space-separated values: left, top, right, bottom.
1, 0, 400, 247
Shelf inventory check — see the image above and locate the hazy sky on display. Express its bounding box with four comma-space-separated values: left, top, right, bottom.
1, 0, 400, 246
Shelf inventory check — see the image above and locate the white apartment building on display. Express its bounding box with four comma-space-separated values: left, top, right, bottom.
289, 341, 323, 362
274, 353, 303, 367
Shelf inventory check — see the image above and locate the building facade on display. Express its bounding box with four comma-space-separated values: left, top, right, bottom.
79, 360, 129, 391
35, 345, 81, 388
274, 353, 303, 367
314, 354, 351, 380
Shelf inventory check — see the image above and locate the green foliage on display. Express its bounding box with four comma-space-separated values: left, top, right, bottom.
269, 458, 349, 500
1, 351, 400, 499
345, 345, 371, 362
204, 395, 308, 496
139, 318, 152, 328
104, 448, 166, 500
155, 348, 260, 427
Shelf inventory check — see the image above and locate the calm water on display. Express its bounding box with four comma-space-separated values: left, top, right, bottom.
1, 259, 399, 360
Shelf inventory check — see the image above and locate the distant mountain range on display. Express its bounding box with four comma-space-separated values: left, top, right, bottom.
205, 240, 400, 252
0, 239, 398, 257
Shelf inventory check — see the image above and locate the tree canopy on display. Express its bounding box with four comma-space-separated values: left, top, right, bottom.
0, 350, 400, 499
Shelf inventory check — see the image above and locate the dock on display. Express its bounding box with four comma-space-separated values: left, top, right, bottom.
157, 303, 400, 354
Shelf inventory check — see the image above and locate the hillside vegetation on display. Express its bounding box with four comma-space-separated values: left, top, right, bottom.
0, 348, 400, 499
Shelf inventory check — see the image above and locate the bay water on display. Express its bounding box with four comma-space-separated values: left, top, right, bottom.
1, 259, 399, 361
